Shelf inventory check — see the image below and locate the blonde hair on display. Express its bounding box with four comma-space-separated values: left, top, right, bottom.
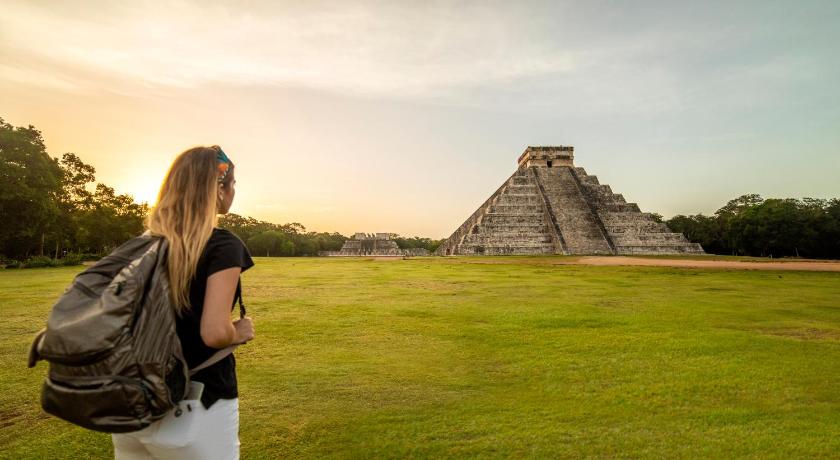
146, 146, 234, 314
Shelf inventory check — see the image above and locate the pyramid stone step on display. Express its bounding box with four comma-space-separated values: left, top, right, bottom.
473, 225, 550, 233
473, 223, 551, 233
509, 176, 533, 186
463, 234, 554, 245
495, 195, 543, 205
505, 184, 539, 194
599, 212, 661, 225
481, 214, 546, 225
591, 193, 627, 205
616, 243, 705, 255
574, 168, 599, 184
489, 204, 543, 213
484, 212, 544, 218
606, 222, 671, 233
458, 243, 556, 255
596, 203, 642, 213
469, 233, 554, 242
610, 233, 689, 244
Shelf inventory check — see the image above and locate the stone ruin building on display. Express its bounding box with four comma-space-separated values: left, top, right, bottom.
436, 146, 705, 256
323, 233, 429, 257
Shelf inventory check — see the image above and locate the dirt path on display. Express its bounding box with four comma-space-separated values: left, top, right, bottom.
571, 256, 840, 272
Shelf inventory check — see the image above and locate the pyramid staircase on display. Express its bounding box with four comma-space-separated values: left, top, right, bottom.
445, 169, 557, 255
437, 146, 704, 256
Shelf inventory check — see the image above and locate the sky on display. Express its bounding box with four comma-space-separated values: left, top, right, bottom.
1, 0, 838, 238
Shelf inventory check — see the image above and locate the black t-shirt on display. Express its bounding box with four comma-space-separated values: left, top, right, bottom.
176, 228, 254, 409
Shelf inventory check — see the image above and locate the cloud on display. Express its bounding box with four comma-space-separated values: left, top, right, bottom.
1, 0, 835, 118
0, 1, 579, 98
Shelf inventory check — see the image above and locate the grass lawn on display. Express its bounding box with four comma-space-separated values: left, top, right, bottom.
1, 256, 839, 458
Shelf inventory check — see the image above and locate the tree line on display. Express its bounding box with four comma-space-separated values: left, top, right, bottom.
392, 236, 443, 253
218, 215, 443, 256
665, 194, 840, 259
218, 214, 347, 256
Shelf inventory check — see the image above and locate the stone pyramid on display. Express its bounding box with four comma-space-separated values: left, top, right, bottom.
436, 146, 704, 256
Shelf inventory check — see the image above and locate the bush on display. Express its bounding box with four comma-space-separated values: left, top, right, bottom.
22, 256, 64, 268
3, 260, 21, 269
25, 255, 56, 268
62, 253, 83, 266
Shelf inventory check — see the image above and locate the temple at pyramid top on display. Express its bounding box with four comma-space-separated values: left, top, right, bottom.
517, 146, 575, 168
436, 145, 704, 256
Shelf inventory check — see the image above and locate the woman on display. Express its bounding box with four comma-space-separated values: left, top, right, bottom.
112, 146, 255, 459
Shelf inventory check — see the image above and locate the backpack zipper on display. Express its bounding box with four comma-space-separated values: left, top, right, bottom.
73, 282, 99, 298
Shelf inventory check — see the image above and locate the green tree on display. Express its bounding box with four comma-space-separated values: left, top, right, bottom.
730, 199, 801, 257
49, 153, 97, 257
75, 184, 147, 254
712, 194, 765, 254
715, 194, 765, 218
221, 214, 347, 257
279, 240, 295, 257
665, 214, 725, 254
393, 235, 443, 252
246, 231, 287, 257
824, 199, 840, 259
219, 213, 276, 242
312, 232, 347, 252
0, 118, 63, 259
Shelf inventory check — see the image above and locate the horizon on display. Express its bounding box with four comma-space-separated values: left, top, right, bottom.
2, 1, 838, 239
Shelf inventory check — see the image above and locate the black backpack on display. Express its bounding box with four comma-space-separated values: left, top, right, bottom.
28, 234, 189, 433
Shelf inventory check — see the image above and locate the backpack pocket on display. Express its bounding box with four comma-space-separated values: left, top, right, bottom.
42, 376, 153, 433
39, 273, 139, 365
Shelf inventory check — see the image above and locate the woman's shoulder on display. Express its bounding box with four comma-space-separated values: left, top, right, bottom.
206, 228, 248, 252
211, 227, 243, 241
204, 228, 254, 270
212, 227, 234, 235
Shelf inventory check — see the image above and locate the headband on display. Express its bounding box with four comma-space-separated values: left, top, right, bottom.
216, 147, 232, 184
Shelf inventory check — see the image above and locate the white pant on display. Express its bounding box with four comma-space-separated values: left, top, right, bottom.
112, 398, 240, 460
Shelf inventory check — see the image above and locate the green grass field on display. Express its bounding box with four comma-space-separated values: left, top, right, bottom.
2, 257, 839, 459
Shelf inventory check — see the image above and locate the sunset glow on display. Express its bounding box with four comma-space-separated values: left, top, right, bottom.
2, 1, 838, 237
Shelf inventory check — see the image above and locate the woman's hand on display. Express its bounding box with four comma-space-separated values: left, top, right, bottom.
233, 317, 255, 344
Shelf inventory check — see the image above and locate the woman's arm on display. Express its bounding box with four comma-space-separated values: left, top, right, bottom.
200, 266, 253, 348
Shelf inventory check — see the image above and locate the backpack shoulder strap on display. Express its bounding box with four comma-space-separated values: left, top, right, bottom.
27, 328, 47, 368
189, 344, 239, 376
